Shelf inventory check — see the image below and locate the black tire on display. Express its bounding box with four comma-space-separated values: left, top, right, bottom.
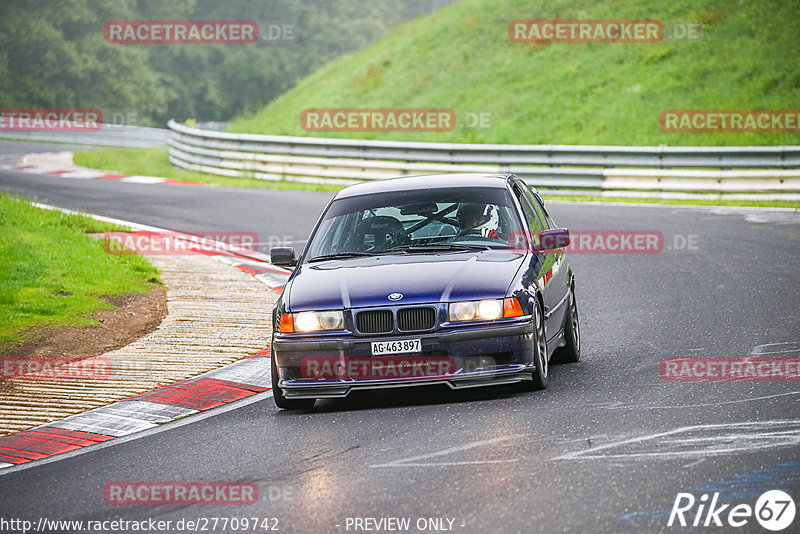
521, 302, 548, 391
553, 284, 580, 364
271, 355, 315, 410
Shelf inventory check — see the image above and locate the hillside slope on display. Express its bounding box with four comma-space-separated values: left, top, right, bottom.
228, 0, 800, 146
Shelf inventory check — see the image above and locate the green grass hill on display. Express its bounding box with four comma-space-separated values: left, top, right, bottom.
228, 0, 800, 146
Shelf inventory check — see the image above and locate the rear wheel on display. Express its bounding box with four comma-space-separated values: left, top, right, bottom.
521, 303, 548, 391
553, 284, 580, 364
271, 355, 315, 410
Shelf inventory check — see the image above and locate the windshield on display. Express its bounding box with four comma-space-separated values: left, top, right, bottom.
305, 186, 523, 261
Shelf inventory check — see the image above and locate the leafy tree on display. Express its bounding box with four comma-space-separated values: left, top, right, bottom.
0, 0, 458, 126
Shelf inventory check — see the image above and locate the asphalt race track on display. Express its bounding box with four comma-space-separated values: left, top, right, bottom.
1, 141, 799, 533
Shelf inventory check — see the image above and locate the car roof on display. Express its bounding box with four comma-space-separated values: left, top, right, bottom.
334, 173, 513, 199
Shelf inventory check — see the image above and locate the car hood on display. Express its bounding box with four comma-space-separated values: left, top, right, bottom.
286, 251, 526, 310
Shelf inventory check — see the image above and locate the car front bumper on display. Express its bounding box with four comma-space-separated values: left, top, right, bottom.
272, 319, 535, 399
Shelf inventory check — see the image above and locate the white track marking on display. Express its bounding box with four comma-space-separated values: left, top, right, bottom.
554, 420, 800, 461
751, 342, 800, 355
202, 357, 271, 387
31, 201, 181, 233
608, 390, 800, 410
30, 201, 282, 276
54, 170, 109, 179
47, 411, 158, 437
376, 459, 520, 467
370, 434, 524, 468
681, 459, 706, 469
119, 175, 166, 184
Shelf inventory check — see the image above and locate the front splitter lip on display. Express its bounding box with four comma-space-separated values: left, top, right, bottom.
279, 364, 532, 399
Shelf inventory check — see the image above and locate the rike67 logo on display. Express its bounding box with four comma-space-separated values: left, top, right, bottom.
668, 490, 795, 530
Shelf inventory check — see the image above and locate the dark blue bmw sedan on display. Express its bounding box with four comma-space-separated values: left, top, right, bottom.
269, 173, 580, 409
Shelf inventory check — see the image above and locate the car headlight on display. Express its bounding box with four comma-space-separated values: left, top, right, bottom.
448, 298, 523, 322
284, 310, 345, 333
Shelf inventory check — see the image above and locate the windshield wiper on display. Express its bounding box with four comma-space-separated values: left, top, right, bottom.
307, 252, 374, 263
385, 244, 491, 253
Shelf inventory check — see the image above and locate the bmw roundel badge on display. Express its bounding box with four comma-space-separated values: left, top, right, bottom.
388, 292, 403, 301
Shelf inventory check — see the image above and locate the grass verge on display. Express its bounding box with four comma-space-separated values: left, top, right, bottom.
0, 194, 161, 354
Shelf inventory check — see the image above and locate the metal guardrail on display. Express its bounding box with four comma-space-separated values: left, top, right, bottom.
167, 120, 800, 192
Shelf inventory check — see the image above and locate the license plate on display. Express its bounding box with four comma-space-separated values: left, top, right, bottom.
371, 339, 421, 356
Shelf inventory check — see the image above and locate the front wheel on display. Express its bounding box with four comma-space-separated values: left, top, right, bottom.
553, 285, 580, 364
521, 303, 548, 391
271, 355, 315, 410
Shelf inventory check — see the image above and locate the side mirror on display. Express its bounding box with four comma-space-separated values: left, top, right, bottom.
270, 247, 297, 267
538, 228, 570, 250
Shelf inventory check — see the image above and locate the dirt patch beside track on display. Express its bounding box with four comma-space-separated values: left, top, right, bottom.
1, 285, 167, 362
0, 254, 275, 436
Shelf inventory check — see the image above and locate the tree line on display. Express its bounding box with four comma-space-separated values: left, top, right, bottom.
0, 0, 458, 127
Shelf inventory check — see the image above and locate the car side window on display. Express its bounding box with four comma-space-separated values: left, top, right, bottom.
512, 183, 545, 245
520, 184, 551, 230
531, 196, 553, 229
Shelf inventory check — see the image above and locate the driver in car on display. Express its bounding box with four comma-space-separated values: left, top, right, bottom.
455, 203, 501, 239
